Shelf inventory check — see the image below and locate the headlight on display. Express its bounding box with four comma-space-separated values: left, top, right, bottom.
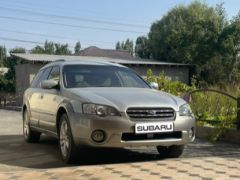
179, 104, 192, 116
82, 103, 120, 117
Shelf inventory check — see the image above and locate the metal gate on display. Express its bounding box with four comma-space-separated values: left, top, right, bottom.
183, 89, 240, 130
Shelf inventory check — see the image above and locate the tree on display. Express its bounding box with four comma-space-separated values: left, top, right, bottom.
31, 45, 45, 54
115, 38, 134, 55
124, 39, 134, 55
74, 41, 81, 54
55, 43, 71, 55
148, 1, 227, 83
200, 54, 226, 84
44, 41, 55, 54
135, 36, 151, 59
2, 47, 26, 92
218, 14, 240, 82
0, 46, 7, 91
9, 47, 26, 54
0, 46, 6, 66
115, 41, 121, 50
31, 40, 72, 55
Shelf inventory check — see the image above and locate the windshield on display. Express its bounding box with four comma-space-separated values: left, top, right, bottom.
63, 65, 150, 88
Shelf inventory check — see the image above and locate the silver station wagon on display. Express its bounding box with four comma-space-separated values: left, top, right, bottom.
22, 59, 195, 163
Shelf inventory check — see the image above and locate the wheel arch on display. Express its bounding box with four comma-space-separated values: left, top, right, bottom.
56, 101, 74, 135
56, 106, 67, 135
22, 104, 27, 119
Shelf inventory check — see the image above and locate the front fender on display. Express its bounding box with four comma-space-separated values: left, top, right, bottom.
57, 99, 81, 144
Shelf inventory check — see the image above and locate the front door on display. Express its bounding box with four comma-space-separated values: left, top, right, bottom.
28, 67, 51, 127
39, 66, 61, 133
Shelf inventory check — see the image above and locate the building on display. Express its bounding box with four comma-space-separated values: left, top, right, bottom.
77, 46, 134, 59
11, 52, 193, 99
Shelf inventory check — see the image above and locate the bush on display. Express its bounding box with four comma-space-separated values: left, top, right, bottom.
145, 68, 238, 141
145, 69, 196, 96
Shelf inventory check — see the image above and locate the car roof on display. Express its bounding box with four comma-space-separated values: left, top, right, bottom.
40, 59, 126, 71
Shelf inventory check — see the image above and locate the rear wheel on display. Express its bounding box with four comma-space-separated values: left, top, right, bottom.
157, 145, 184, 158
59, 113, 79, 163
23, 110, 41, 143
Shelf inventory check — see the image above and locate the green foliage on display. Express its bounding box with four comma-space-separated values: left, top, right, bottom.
115, 42, 121, 50
149, 1, 222, 64
146, 69, 195, 96
218, 15, 240, 82
0, 46, 6, 66
135, 36, 151, 59
147, 1, 240, 85
115, 38, 134, 55
44, 41, 55, 54
54, 43, 71, 55
146, 68, 238, 141
74, 41, 81, 54
197, 113, 236, 142
31, 40, 72, 55
189, 88, 237, 141
31, 45, 45, 54
1, 47, 26, 92
9, 47, 26, 54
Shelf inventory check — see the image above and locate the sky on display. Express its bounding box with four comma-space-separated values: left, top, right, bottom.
0, 0, 240, 52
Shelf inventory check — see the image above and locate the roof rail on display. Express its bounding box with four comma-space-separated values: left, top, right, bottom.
54, 59, 65, 62
48, 59, 66, 64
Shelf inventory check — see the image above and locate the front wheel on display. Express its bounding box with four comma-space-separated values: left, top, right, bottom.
59, 113, 79, 163
157, 145, 184, 158
23, 110, 41, 143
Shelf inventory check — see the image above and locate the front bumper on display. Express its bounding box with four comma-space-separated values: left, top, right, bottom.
69, 112, 195, 148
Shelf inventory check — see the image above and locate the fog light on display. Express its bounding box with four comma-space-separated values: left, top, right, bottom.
189, 127, 194, 139
91, 130, 105, 143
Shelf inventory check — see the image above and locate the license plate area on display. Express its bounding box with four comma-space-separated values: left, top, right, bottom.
135, 122, 174, 134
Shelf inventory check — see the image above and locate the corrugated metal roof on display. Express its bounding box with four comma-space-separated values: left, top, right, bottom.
11, 53, 191, 66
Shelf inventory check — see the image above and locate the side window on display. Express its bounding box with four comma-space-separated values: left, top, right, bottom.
118, 71, 143, 87
30, 70, 44, 88
48, 66, 60, 81
38, 67, 52, 88
30, 67, 52, 88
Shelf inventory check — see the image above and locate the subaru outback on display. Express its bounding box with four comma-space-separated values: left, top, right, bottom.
22, 59, 195, 163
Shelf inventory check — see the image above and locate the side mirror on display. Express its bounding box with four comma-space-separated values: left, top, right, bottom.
41, 79, 59, 89
149, 82, 159, 90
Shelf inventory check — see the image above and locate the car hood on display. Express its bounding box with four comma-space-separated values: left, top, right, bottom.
68, 87, 185, 112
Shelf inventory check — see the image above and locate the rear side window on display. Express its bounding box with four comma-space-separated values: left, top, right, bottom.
48, 66, 60, 81
30, 67, 52, 88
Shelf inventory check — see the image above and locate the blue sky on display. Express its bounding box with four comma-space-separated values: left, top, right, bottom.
0, 0, 239, 51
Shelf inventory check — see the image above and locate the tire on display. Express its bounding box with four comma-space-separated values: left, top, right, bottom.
58, 113, 79, 163
23, 110, 41, 143
157, 145, 184, 158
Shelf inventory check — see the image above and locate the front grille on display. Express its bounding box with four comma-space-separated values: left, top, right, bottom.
126, 107, 175, 120
121, 132, 182, 141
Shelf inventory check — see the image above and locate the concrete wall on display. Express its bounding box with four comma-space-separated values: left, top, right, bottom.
15, 63, 43, 97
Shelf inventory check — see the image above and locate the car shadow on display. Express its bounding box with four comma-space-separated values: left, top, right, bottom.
0, 134, 161, 169
0, 135, 239, 170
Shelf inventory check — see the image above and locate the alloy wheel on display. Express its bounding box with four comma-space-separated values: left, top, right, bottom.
60, 119, 70, 158
23, 111, 30, 138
